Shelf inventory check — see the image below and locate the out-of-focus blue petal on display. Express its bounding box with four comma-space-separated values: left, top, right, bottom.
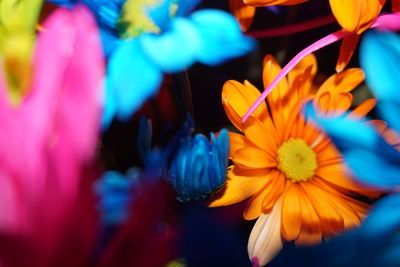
306, 103, 400, 158
100, 28, 121, 58
190, 9, 256, 66
362, 194, 400, 238
46, 0, 76, 7
107, 39, 162, 121
345, 149, 400, 188
95, 170, 139, 225
360, 31, 400, 100
101, 78, 117, 129
175, 0, 201, 17
140, 18, 200, 72
378, 100, 400, 137
360, 30, 400, 133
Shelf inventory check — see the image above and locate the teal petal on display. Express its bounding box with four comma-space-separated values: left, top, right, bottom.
107, 39, 162, 121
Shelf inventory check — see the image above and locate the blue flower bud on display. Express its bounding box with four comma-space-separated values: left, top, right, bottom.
168, 129, 229, 202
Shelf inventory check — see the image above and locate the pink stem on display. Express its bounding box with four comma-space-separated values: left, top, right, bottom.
246, 15, 336, 38
242, 13, 400, 123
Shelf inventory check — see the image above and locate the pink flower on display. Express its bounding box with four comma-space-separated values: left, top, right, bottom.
0, 5, 103, 265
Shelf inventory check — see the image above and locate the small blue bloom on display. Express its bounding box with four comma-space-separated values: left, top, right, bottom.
168, 128, 229, 202
95, 170, 139, 226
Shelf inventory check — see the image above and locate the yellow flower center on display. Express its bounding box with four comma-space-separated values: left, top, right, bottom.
277, 138, 317, 183
117, 0, 180, 38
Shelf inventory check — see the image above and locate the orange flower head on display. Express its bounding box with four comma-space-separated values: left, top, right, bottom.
209, 54, 382, 266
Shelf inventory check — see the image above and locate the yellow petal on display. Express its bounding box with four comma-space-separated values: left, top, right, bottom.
229, 0, 256, 31
336, 34, 360, 72
209, 166, 269, 207
247, 197, 283, 267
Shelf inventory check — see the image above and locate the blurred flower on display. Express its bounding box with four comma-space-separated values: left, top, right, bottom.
209, 53, 382, 266
168, 128, 230, 202
0, 0, 43, 103
47, 0, 255, 128
0, 5, 103, 266
308, 30, 400, 189
95, 170, 139, 226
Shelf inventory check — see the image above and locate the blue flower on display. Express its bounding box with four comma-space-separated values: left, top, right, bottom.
306, 30, 400, 189
168, 128, 230, 202
95, 169, 139, 226
47, 0, 255, 128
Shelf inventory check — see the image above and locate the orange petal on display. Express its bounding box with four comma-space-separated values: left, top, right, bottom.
281, 183, 302, 241
316, 162, 379, 196
233, 147, 277, 169
229, 132, 255, 157
329, 0, 362, 32
247, 197, 284, 267
208, 167, 269, 207
312, 179, 363, 229
244, 171, 283, 220
302, 182, 344, 236
263, 55, 288, 105
332, 92, 353, 116
329, 0, 384, 34
261, 173, 285, 213
229, 0, 256, 31
295, 186, 322, 246
317, 68, 365, 96
336, 34, 360, 72
222, 80, 269, 131
348, 98, 377, 119
243, 116, 278, 156
287, 54, 318, 103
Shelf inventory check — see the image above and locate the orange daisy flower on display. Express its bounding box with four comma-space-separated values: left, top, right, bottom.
209, 54, 382, 266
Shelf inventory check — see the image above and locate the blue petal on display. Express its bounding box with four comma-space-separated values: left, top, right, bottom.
107, 39, 162, 121
360, 31, 400, 132
378, 100, 400, 137
362, 194, 400, 238
101, 78, 117, 129
99, 28, 122, 58
190, 9, 255, 66
344, 148, 400, 188
360, 31, 400, 100
140, 18, 200, 72
45, 0, 76, 7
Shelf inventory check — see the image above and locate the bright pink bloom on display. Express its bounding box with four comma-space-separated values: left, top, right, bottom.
0, 5, 103, 265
